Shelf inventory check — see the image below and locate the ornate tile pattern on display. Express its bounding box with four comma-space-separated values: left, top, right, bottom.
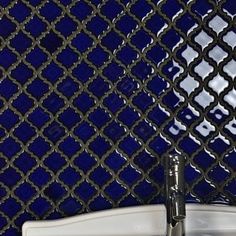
0, 0, 235, 235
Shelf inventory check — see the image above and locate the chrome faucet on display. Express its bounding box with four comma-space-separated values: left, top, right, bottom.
165, 153, 186, 236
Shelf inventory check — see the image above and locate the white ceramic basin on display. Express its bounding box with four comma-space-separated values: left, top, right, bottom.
22, 204, 236, 236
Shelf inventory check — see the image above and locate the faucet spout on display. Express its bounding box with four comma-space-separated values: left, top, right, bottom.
165, 153, 185, 236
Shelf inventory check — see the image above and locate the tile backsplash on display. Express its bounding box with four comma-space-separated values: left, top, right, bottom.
0, 0, 235, 235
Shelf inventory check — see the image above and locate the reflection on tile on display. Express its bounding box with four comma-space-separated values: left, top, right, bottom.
195, 118, 215, 138
208, 74, 229, 95
223, 31, 236, 48
194, 60, 214, 79
225, 119, 236, 136
224, 60, 236, 78
208, 46, 228, 64
224, 89, 236, 109
194, 30, 213, 49
208, 15, 228, 34
181, 45, 198, 65
180, 75, 199, 96
194, 89, 214, 109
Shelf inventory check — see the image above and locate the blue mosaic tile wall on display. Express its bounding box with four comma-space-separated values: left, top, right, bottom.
0, 0, 236, 235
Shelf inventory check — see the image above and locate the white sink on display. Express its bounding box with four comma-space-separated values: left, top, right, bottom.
22, 204, 236, 236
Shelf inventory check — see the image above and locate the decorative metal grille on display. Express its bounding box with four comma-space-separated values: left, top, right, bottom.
0, 0, 235, 235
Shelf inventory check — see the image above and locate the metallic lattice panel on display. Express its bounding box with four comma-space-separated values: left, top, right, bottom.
0, 0, 236, 235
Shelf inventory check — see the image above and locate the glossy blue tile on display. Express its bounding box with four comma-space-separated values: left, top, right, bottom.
89, 136, 111, 158
72, 61, 94, 83
25, 16, 47, 37
0, 198, 21, 218
193, 150, 216, 171
14, 183, 37, 202
147, 45, 166, 65
74, 152, 96, 173
43, 122, 65, 143
59, 167, 81, 187
74, 122, 95, 142
58, 108, 81, 129
30, 197, 51, 217
148, 105, 169, 127
133, 91, 154, 112
42, 62, 64, 84
103, 93, 124, 114
132, 60, 152, 81
73, 92, 95, 114
86, 15, 108, 36
184, 164, 201, 184
0, 16, 16, 38
59, 137, 80, 157
149, 136, 170, 155
74, 181, 97, 202
27, 78, 49, 99
117, 46, 138, 65
29, 167, 51, 187
89, 166, 111, 187
0, 109, 19, 130
104, 151, 126, 173
72, 31, 93, 53
57, 77, 80, 98
41, 31, 63, 54
10, 31, 32, 54
26, 47, 47, 69
88, 77, 109, 98
102, 31, 123, 51
116, 15, 137, 35
105, 181, 127, 201
193, 180, 215, 198
118, 107, 139, 128
104, 121, 125, 142
134, 181, 156, 200
44, 152, 66, 173
0, 138, 21, 159
0, 48, 17, 69
59, 197, 82, 216
43, 92, 64, 115
12, 93, 34, 114
57, 47, 78, 68
119, 136, 141, 156
56, 16, 77, 37
0, 168, 21, 188
119, 165, 141, 187
11, 63, 33, 85
134, 121, 155, 142
149, 165, 165, 184
0, 1, 236, 235
89, 195, 112, 211
134, 151, 157, 171
70, 1, 92, 21
101, 0, 123, 20
117, 77, 138, 97
40, 2, 62, 22
28, 137, 51, 158
13, 152, 37, 174
28, 108, 50, 128
191, 0, 213, 17
13, 122, 36, 144
130, 0, 152, 19
147, 76, 168, 97
88, 108, 110, 129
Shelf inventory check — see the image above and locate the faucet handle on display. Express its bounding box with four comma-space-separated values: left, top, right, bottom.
165, 152, 186, 223
172, 193, 186, 221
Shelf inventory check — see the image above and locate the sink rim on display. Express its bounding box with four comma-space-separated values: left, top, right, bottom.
23, 204, 236, 226
22, 204, 236, 236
